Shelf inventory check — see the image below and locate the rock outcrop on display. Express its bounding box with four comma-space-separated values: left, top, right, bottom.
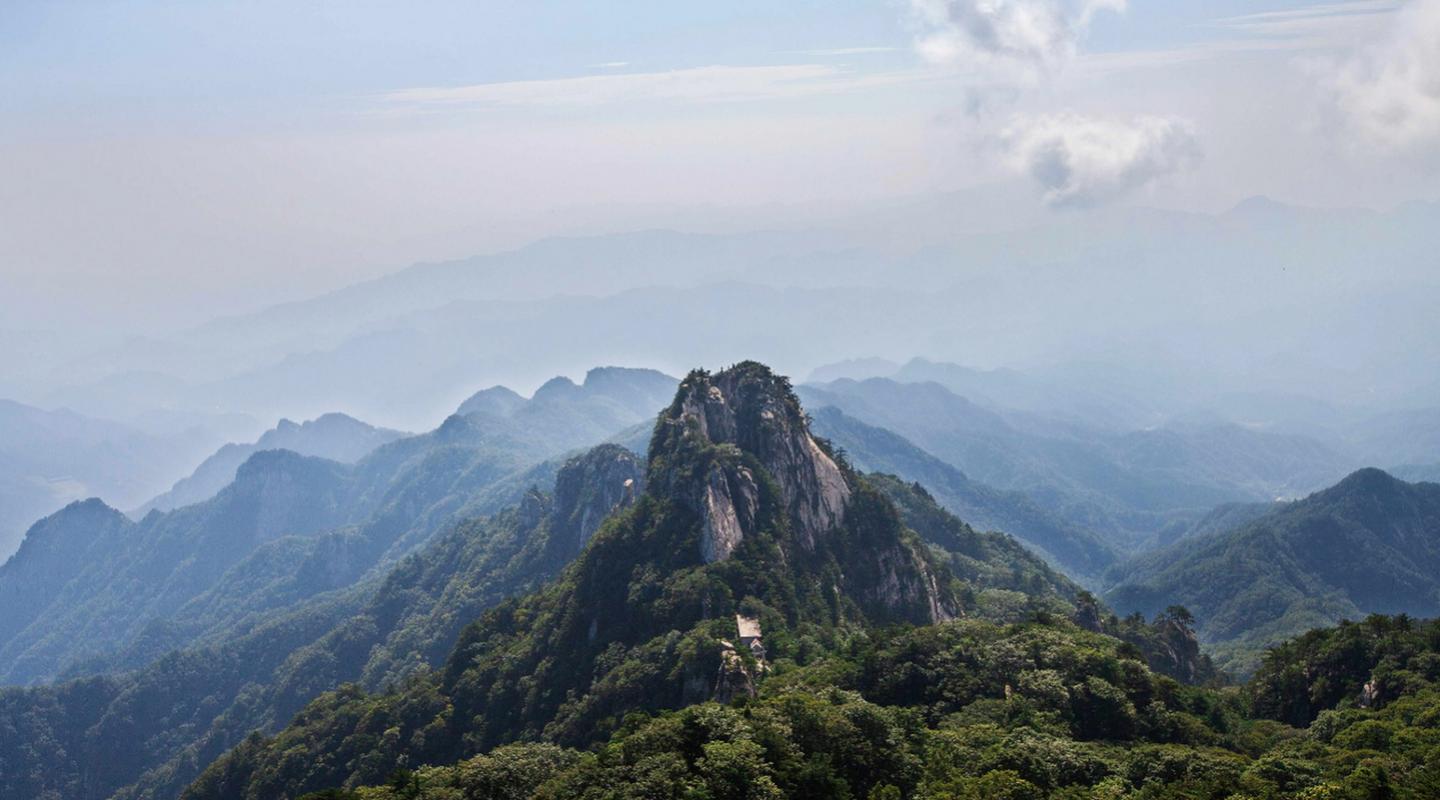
652, 362, 852, 562
550, 444, 646, 557
713, 642, 760, 704
646, 362, 955, 624
1141, 615, 1208, 685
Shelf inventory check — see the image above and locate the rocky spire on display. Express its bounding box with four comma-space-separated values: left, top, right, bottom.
550, 444, 646, 557
649, 361, 852, 562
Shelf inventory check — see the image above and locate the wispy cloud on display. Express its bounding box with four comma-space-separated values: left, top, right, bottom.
590, 61, 631, 70
1001, 113, 1201, 207
380, 64, 924, 111
1209, 0, 1399, 48
1066, 1, 1401, 78
907, 0, 1125, 83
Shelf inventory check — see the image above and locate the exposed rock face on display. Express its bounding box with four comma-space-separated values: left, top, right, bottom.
641, 362, 956, 624
654, 363, 852, 562
700, 462, 759, 563
551, 444, 645, 556
517, 489, 550, 531
1359, 679, 1380, 708
1144, 616, 1207, 684
713, 643, 759, 704
1073, 592, 1105, 633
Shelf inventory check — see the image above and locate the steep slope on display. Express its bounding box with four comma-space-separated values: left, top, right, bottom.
0, 499, 135, 650
0, 411, 551, 685
454, 366, 677, 457
136, 413, 406, 515
1104, 468, 1440, 674
183, 362, 959, 798
799, 377, 1354, 550
808, 405, 1117, 580
0, 452, 355, 684
0, 445, 645, 800
867, 474, 1082, 615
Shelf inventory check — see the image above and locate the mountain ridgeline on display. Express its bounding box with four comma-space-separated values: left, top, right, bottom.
1105, 468, 1440, 675
0, 368, 683, 687
455, 366, 678, 458
0, 444, 647, 800
182, 362, 964, 797
0, 398, 229, 561
172, 367, 1440, 800
807, 405, 1118, 580
797, 377, 1355, 561
4, 360, 1436, 798
135, 413, 407, 516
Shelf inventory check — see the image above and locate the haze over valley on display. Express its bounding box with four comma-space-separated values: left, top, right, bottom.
4, 1, 1440, 798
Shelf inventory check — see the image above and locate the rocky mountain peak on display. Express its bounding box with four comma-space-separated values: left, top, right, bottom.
550, 444, 645, 557
650, 361, 852, 562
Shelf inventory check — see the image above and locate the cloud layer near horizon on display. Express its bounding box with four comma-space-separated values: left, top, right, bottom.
1001, 113, 1202, 207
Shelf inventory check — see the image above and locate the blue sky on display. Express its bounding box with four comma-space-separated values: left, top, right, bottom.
0, 1, 1391, 120
2, 1, 1437, 330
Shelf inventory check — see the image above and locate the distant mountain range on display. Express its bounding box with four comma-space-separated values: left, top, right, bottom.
807, 405, 1119, 581
454, 366, 676, 457
0, 362, 1081, 799
0, 399, 230, 560
10, 197, 1438, 431
3, 361, 1437, 798
135, 412, 407, 516
797, 377, 1356, 553
0, 366, 679, 685
1104, 468, 1440, 675
0, 443, 647, 800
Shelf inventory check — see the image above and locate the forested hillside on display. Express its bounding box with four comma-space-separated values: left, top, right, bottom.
809, 406, 1118, 580
254, 612, 1440, 800
2, 364, 1435, 800
0, 445, 645, 800
0, 367, 677, 686
174, 364, 1228, 799
1105, 469, 1440, 675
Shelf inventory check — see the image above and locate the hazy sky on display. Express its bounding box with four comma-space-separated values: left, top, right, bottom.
3, 0, 1438, 333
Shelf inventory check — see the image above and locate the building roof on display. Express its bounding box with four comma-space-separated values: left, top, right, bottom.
736, 614, 761, 640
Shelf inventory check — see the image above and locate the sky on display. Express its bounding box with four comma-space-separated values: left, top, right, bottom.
2, 0, 1439, 334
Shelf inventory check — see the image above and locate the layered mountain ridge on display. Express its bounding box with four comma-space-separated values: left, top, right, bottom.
0, 444, 647, 800
180, 362, 966, 797
1104, 468, 1440, 674
135, 412, 406, 516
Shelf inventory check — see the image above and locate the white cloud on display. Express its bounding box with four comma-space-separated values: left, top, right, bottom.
1322, 0, 1440, 151
1000, 113, 1201, 207
908, 0, 1125, 82
380, 64, 920, 111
